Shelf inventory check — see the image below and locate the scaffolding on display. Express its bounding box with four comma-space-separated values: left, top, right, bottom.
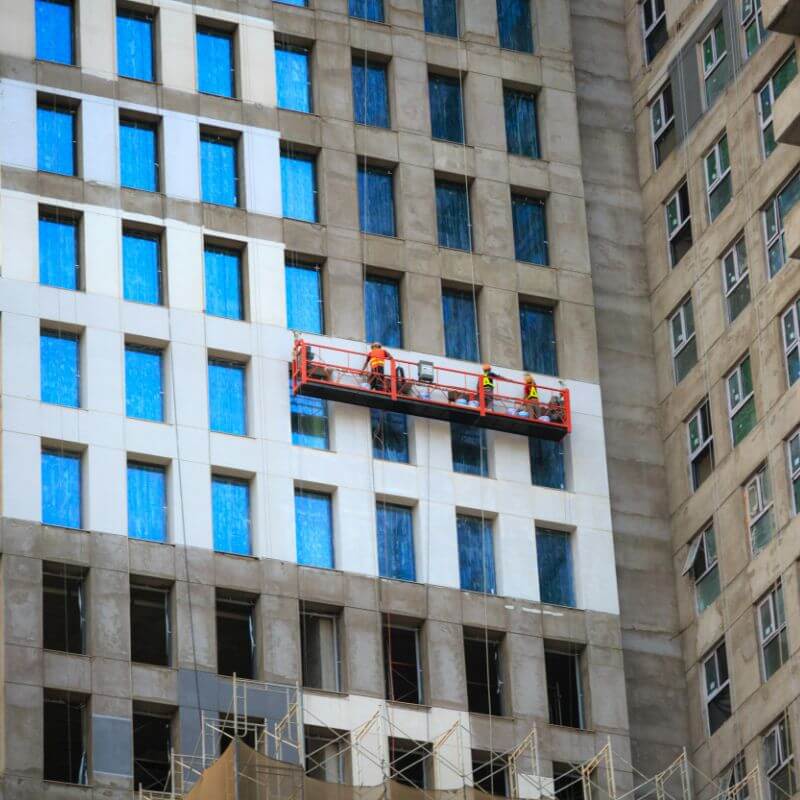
136, 677, 790, 800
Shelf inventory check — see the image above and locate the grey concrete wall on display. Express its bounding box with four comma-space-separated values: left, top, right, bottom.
570, 0, 692, 779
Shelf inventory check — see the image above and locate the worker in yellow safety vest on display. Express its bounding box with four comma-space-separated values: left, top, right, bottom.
363, 342, 390, 390
477, 363, 498, 408
521, 373, 542, 418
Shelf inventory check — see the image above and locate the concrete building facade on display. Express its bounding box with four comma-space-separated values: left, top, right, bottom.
0, 0, 796, 799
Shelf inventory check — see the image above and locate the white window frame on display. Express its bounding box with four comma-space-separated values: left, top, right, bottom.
763, 170, 800, 279
726, 355, 753, 430
741, 0, 765, 55
745, 464, 772, 543
666, 183, 691, 264
702, 641, 730, 735
670, 296, 696, 379
682, 524, 718, 598
722, 238, 749, 321
757, 582, 786, 676
721, 753, 748, 800
687, 401, 713, 486
788, 430, 800, 515
705, 134, 731, 219
702, 21, 728, 87
781, 298, 800, 383
763, 714, 794, 792
301, 609, 342, 692
642, 0, 667, 64
758, 53, 797, 157
651, 83, 675, 167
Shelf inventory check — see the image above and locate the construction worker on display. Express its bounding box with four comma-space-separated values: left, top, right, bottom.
478, 363, 498, 409
521, 373, 542, 418
363, 342, 390, 390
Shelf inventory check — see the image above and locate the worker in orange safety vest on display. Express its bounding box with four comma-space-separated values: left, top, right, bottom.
363, 342, 390, 390
521, 373, 542, 418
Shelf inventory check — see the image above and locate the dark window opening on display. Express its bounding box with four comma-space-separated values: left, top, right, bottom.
390, 737, 432, 789
545, 646, 584, 729
383, 619, 423, 704
301, 607, 341, 692
554, 763, 583, 800
306, 726, 348, 782
473, 750, 509, 797
219, 713, 261, 754
464, 634, 503, 716
44, 690, 88, 784
43, 562, 85, 654
133, 709, 172, 791
131, 582, 170, 666
216, 593, 256, 679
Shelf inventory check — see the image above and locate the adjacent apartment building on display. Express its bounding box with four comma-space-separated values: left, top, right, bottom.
0, 0, 796, 799
625, 0, 800, 793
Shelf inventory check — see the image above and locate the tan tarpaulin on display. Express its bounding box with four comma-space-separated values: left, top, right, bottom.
186, 741, 507, 800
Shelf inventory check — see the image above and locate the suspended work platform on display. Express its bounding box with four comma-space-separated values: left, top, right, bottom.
291, 340, 571, 440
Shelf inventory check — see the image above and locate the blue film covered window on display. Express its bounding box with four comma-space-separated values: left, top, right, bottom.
117, 8, 155, 81
125, 345, 163, 421
512, 195, 548, 265
196, 26, 235, 97
520, 303, 557, 375
504, 88, 539, 158
536, 527, 574, 606
371, 410, 409, 462
424, 0, 458, 37
201, 134, 238, 207
212, 475, 251, 555
349, 0, 384, 22
295, 489, 334, 568
209, 360, 247, 436
352, 60, 390, 128
365, 274, 402, 346
123, 229, 161, 305
120, 119, 158, 192
377, 502, 415, 581
530, 438, 565, 490
358, 165, 395, 236
457, 515, 496, 593
42, 449, 81, 528
37, 102, 76, 175
127, 462, 167, 542
276, 43, 312, 113
39, 214, 79, 289
281, 151, 318, 222
291, 382, 329, 449
442, 287, 478, 361
286, 261, 323, 333
41, 330, 80, 407
429, 74, 464, 143
204, 245, 243, 320
451, 423, 488, 476
276, 0, 308, 5
36, 0, 74, 64
497, 0, 533, 53
436, 181, 471, 251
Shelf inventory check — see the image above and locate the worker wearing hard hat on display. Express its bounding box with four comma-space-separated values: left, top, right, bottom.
478, 363, 498, 409
521, 373, 542, 418
363, 342, 390, 390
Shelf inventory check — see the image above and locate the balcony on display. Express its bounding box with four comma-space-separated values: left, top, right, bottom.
291, 339, 571, 441
786, 202, 800, 260
774, 74, 800, 146
762, 0, 800, 34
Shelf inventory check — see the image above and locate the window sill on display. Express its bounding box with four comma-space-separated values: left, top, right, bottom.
44, 648, 89, 659
202, 200, 242, 210
302, 686, 349, 698
38, 168, 79, 179
387, 699, 430, 711
467, 710, 509, 721
36, 58, 79, 69
198, 90, 239, 102
44, 780, 92, 789
118, 75, 158, 86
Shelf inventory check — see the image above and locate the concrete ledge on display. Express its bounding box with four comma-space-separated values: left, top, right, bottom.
774, 74, 800, 146
786, 201, 800, 260
762, 0, 800, 34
